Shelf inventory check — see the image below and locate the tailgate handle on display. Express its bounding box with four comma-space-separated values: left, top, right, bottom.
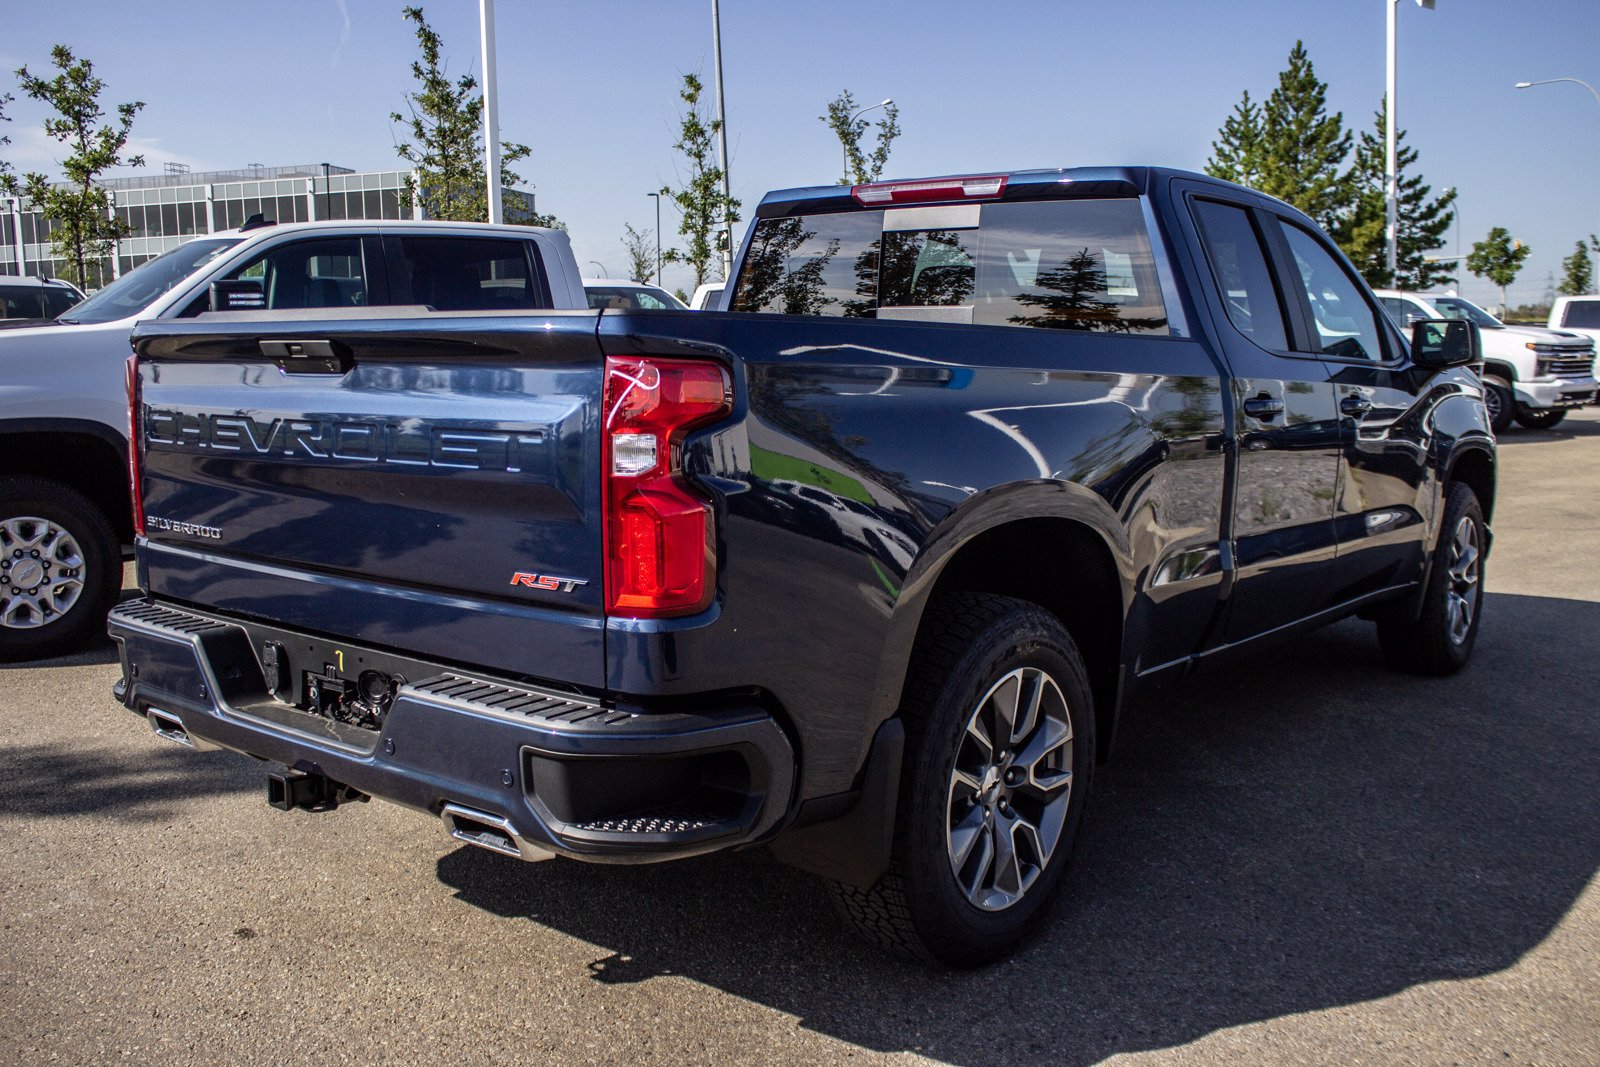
260, 339, 351, 374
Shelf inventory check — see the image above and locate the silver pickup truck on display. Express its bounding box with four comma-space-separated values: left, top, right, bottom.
0, 219, 585, 660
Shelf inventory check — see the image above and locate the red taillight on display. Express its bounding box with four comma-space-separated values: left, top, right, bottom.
125, 354, 144, 537
603, 356, 731, 617
851, 174, 1008, 206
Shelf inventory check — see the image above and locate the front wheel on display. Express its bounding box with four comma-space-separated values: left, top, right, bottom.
1513, 406, 1566, 431
1376, 482, 1485, 675
827, 593, 1094, 966
1481, 376, 1513, 434
0, 477, 122, 662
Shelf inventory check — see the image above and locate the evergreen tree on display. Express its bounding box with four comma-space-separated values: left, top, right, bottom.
661, 73, 739, 289
822, 90, 901, 186
1466, 228, 1531, 312
1335, 103, 1456, 290
390, 6, 558, 227
16, 46, 144, 291
1256, 41, 1354, 231
1559, 239, 1594, 296
1205, 90, 1265, 188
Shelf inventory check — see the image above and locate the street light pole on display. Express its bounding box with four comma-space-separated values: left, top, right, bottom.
646, 192, 662, 287
1515, 78, 1600, 277
711, 0, 733, 279
842, 98, 893, 185
479, 0, 504, 225
1386, 0, 1437, 283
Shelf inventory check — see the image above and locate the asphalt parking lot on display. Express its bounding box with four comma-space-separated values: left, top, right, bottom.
3, 410, 1597, 1066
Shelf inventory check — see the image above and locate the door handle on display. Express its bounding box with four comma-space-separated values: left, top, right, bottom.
1242, 394, 1285, 420
1340, 394, 1373, 417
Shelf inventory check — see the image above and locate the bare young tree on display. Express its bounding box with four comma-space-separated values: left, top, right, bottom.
622, 223, 655, 284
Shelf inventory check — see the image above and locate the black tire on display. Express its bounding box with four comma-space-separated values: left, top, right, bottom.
827, 592, 1095, 967
1376, 482, 1485, 675
1481, 376, 1513, 434
1513, 406, 1566, 431
0, 476, 122, 662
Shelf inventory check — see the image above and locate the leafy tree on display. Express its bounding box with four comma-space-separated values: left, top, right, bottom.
390, 6, 558, 227
15, 46, 144, 290
1334, 103, 1456, 290
1256, 42, 1354, 231
1205, 90, 1265, 189
661, 73, 739, 289
1466, 227, 1531, 312
0, 90, 15, 196
621, 223, 655, 284
1558, 238, 1595, 297
822, 90, 901, 186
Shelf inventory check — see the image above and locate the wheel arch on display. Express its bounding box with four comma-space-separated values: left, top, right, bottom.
877, 483, 1133, 767
0, 420, 132, 546
1447, 445, 1496, 525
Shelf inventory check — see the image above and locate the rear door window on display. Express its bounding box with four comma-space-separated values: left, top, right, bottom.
1191, 199, 1290, 351
387, 236, 545, 311
730, 197, 1169, 334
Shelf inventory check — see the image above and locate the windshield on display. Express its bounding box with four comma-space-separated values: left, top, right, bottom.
63, 238, 241, 324
1429, 296, 1502, 329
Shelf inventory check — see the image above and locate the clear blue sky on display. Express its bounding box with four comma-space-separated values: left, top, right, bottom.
4, 0, 1597, 308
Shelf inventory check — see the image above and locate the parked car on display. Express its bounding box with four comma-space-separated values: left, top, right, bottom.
112, 166, 1491, 966
582, 278, 687, 311
0, 219, 584, 660
1548, 295, 1600, 350
689, 281, 726, 310
1376, 289, 1596, 431
0, 275, 84, 325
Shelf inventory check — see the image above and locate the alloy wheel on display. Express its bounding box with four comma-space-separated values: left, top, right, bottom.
0, 516, 87, 629
1445, 515, 1480, 645
946, 666, 1074, 912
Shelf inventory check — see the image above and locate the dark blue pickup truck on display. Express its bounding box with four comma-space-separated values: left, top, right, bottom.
109, 167, 1493, 965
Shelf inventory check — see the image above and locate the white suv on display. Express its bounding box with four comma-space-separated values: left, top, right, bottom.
0, 219, 585, 660
1376, 289, 1597, 432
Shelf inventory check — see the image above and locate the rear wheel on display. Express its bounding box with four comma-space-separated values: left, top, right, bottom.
1376, 482, 1485, 675
1481, 376, 1513, 434
827, 593, 1094, 966
0, 477, 121, 662
1513, 406, 1566, 431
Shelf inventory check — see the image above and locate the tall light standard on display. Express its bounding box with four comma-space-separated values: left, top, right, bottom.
1387, 0, 1437, 282
1515, 78, 1600, 274
646, 192, 662, 286
710, 0, 733, 279
842, 98, 893, 184
478, 0, 504, 224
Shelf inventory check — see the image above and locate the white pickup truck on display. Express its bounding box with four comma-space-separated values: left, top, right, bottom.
1549, 295, 1600, 350
1376, 290, 1598, 432
0, 219, 585, 660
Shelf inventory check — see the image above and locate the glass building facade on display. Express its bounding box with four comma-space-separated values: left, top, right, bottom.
0, 163, 534, 285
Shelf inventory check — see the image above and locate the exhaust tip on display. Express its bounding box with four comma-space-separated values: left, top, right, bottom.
146, 708, 194, 748
441, 803, 553, 863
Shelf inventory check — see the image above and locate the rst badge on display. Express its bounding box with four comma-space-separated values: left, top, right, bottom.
510, 572, 589, 593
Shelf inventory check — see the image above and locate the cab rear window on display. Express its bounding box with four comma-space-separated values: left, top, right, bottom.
730, 198, 1169, 335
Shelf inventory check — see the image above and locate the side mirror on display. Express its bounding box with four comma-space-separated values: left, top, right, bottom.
209, 279, 265, 311
1410, 318, 1479, 368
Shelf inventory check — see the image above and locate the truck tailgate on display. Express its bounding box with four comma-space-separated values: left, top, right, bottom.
130, 311, 607, 686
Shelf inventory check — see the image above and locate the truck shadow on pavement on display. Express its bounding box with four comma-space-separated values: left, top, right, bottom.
0, 739, 257, 822
436, 590, 1600, 1065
